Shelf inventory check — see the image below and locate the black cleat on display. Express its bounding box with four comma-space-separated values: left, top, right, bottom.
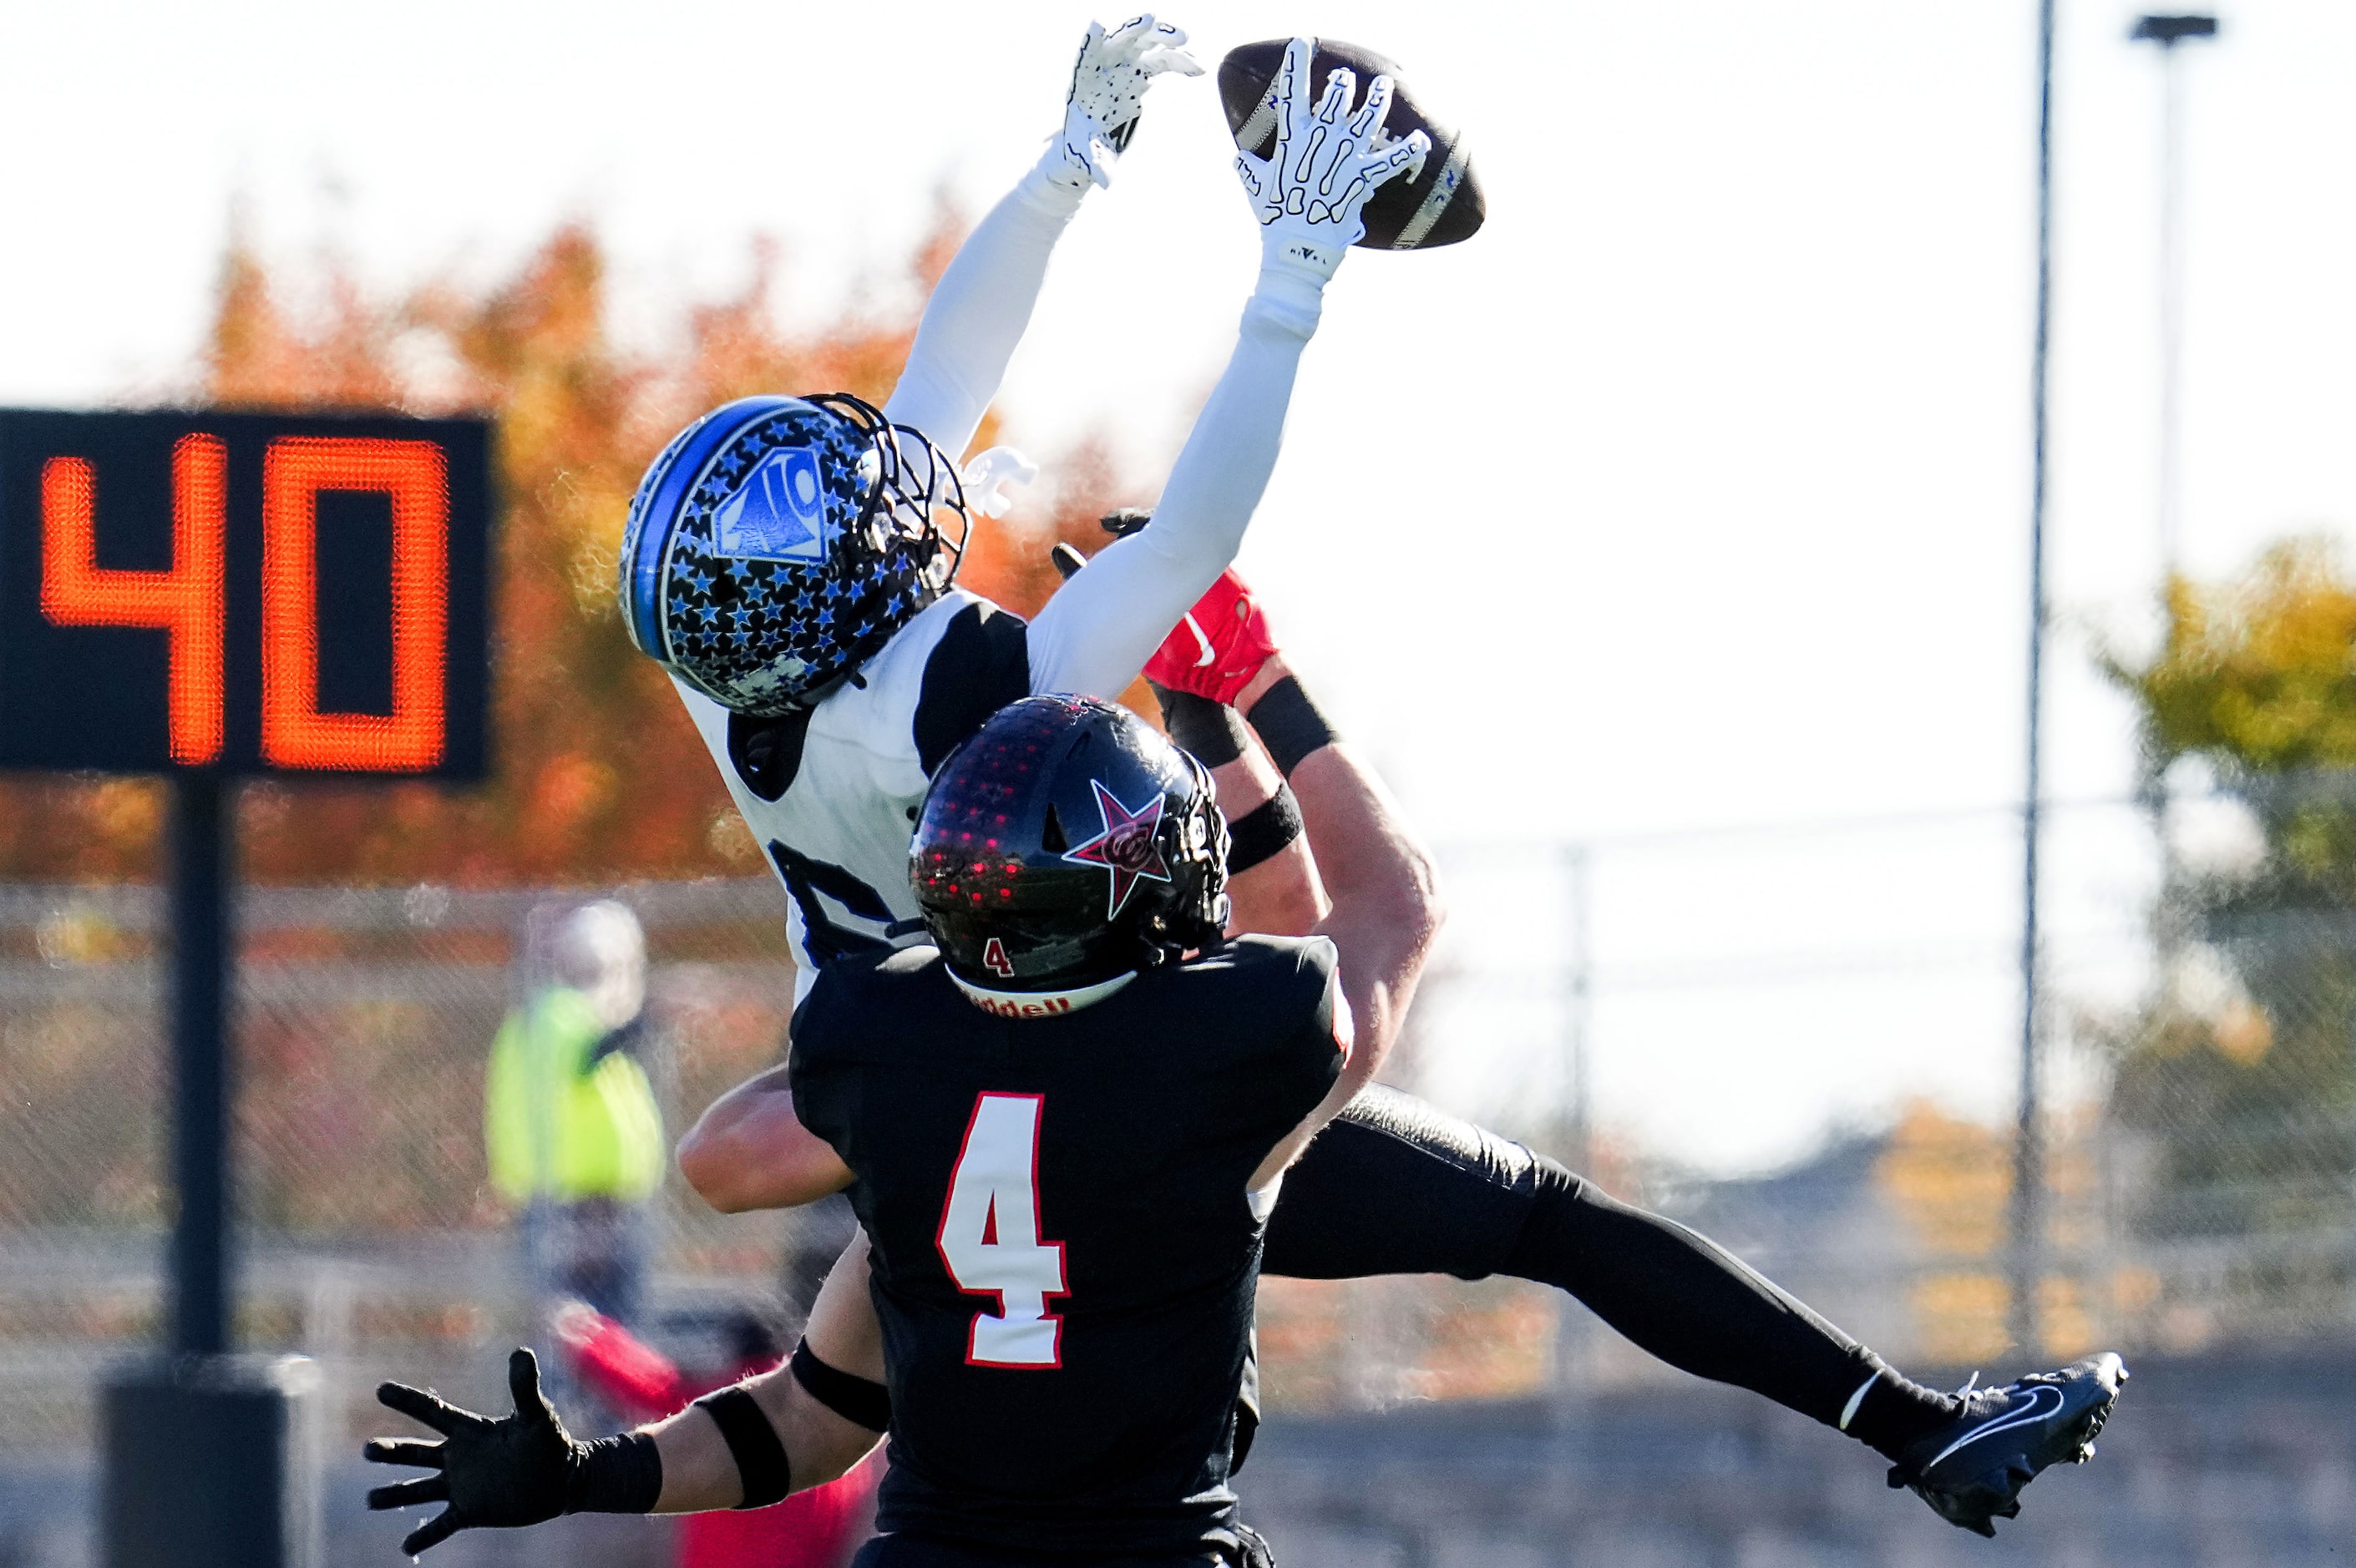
1887, 1353, 2127, 1536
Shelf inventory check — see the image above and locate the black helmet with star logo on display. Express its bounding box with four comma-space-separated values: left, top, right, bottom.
912, 695, 1232, 1009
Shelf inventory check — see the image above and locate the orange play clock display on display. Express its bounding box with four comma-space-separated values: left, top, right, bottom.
1, 410, 489, 776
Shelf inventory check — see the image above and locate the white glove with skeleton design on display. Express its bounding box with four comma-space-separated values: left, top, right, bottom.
1036, 14, 1203, 195
1234, 37, 1431, 286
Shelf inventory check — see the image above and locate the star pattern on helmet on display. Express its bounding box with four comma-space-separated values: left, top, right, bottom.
648, 402, 947, 714
1061, 779, 1172, 919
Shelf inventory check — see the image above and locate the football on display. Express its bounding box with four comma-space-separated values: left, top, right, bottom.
1217, 38, 1485, 250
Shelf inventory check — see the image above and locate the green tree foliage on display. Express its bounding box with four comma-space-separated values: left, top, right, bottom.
2101, 538, 2356, 1250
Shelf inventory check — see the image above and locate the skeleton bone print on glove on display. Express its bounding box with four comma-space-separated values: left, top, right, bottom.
1045, 15, 1204, 191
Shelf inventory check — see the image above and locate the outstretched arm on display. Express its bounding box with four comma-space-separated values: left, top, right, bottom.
363, 1243, 887, 1548
1023, 303, 1309, 698
1249, 655, 1443, 1189
884, 16, 1200, 458
1026, 38, 1430, 701
643, 1235, 884, 1510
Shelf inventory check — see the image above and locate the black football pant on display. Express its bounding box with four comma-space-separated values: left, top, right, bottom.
1262, 1085, 1892, 1434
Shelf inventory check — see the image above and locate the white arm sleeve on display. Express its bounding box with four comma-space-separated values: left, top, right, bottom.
882, 168, 1086, 463
1024, 274, 1325, 700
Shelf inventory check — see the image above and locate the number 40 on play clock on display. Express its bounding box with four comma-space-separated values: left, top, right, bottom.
0, 409, 491, 779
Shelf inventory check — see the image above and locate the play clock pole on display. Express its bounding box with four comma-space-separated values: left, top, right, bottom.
0, 408, 492, 1568
169, 770, 232, 1360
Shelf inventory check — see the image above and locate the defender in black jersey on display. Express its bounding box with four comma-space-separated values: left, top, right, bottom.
791, 938, 1338, 1559
357, 693, 1418, 1561
780, 694, 1381, 1563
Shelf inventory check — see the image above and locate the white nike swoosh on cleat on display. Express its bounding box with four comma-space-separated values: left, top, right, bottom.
1182, 614, 1215, 668
1924, 1383, 2066, 1472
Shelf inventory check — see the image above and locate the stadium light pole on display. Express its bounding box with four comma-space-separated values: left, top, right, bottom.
2010, 0, 2060, 1360
2131, 14, 2218, 577
2128, 13, 2217, 1155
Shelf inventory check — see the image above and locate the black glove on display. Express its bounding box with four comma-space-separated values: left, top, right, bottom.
363, 1347, 660, 1555
1047, 508, 1153, 582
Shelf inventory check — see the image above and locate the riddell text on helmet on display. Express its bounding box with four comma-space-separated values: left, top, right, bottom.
967, 993, 1077, 1019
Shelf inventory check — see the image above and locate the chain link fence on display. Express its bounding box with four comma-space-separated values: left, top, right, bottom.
1391, 799, 2356, 1393
1, 795, 2350, 1542
0, 878, 813, 1473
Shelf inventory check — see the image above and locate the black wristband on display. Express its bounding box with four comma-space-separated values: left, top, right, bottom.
1244, 676, 1339, 777
1225, 785, 1304, 874
1153, 686, 1249, 768
790, 1338, 893, 1433
564, 1432, 663, 1515
692, 1385, 792, 1509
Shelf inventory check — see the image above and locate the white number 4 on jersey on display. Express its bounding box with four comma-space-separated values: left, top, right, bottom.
937, 1093, 1068, 1367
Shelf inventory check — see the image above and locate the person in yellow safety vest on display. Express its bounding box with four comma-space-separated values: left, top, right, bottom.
485, 900, 664, 1326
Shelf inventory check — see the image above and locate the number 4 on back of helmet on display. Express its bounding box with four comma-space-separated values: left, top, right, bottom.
910, 695, 1232, 1015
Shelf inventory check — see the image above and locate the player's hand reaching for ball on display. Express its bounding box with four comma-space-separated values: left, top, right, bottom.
1045, 14, 1204, 193
364, 1347, 660, 1554
1235, 37, 1431, 283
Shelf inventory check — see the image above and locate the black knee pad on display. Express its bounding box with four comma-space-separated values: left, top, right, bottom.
1262, 1085, 1540, 1281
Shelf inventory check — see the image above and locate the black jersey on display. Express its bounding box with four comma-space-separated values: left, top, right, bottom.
790, 935, 1343, 1560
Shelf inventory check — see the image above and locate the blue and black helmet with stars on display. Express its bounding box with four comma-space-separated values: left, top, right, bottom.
619, 392, 969, 715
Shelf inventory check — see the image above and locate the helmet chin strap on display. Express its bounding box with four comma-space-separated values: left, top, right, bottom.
945, 966, 1137, 1019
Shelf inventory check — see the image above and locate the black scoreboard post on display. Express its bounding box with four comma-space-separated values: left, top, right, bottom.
0, 409, 491, 1568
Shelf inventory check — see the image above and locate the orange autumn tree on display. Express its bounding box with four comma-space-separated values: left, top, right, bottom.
0, 216, 1139, 886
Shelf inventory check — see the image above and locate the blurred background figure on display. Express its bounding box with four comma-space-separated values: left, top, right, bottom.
487, 900, 665, 1329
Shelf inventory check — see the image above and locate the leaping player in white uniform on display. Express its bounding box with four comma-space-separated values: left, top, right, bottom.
607, 20, 2123, 1540
620, 23, 1390, 991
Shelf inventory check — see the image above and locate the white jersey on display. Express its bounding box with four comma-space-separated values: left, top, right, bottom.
677, 589, 1035, 1001
669, 119, 1329, 1002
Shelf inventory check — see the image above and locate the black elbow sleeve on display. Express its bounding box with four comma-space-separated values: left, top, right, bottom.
790, 1338, 893, 1433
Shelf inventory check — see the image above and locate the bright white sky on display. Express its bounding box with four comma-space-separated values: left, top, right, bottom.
3, 1, 2351, 1173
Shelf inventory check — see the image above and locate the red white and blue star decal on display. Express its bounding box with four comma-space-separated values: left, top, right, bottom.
1061, 779, 1172, 918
